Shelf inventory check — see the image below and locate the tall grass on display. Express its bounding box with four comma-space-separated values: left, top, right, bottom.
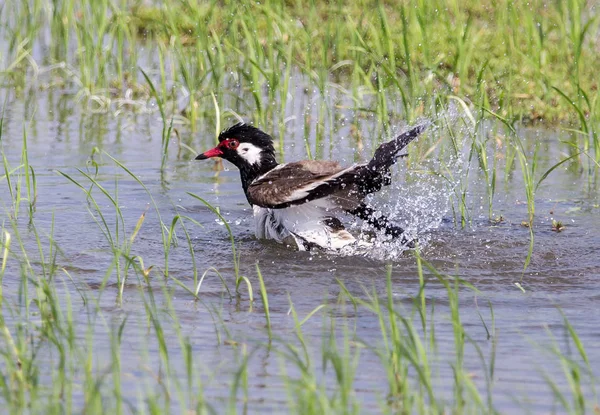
1, 0, 599, 413
0, 150, 597, 412
2, 0, 599, 126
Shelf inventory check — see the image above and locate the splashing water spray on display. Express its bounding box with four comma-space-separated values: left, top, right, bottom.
335, 109, 477, 260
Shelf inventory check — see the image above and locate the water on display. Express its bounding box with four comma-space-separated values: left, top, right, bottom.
1, 82, 599, 412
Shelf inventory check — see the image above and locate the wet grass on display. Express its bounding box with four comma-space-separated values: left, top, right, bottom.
1, 0, 600, 413
1, 0, 600, 127
0, 184, 596, 413
0, 119, 597, 412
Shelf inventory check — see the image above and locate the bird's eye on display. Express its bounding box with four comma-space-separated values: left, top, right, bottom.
227, 139, 239, 149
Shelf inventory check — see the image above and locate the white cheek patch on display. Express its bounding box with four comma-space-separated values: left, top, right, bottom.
237, 143, 262, 165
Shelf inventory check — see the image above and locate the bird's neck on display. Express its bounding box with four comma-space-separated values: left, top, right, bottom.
239, 155, 278, 200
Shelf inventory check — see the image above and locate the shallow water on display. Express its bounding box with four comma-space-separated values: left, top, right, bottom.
1, 78, 600, 413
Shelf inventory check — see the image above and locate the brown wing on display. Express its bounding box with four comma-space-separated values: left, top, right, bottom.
248, 123, 427, 209
247, 160, 364, 209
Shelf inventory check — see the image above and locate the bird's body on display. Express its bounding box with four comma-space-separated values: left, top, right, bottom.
253, 201, 356, 251
196, 123, 427, 251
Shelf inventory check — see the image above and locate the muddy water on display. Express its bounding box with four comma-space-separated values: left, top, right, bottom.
1, 85, 599, 413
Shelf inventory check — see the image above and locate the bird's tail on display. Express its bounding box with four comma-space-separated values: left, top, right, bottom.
368, 122, 429, 172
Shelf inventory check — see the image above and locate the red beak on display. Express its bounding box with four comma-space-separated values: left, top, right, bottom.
195, 147, 223, 160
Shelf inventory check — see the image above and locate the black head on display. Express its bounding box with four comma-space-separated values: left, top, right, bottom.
195, 123, 276, 167
195, 123, 279, 192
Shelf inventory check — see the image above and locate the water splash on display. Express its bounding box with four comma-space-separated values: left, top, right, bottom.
335, 167, 454, 260
336, 111, 477, 260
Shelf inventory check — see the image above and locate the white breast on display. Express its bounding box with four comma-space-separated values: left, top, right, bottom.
253, 199, 357, 251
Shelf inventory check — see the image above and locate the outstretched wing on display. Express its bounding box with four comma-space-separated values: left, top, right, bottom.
368, 123, 429, 171
247, 160, 366, 209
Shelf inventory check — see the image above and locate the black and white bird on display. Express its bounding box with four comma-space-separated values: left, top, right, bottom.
196, 123, 427, 251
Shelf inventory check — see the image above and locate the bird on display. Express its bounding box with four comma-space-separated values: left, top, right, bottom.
195, 122, 427, 251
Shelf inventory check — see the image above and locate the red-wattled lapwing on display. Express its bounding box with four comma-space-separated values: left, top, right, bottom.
196, 122, 427, 251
